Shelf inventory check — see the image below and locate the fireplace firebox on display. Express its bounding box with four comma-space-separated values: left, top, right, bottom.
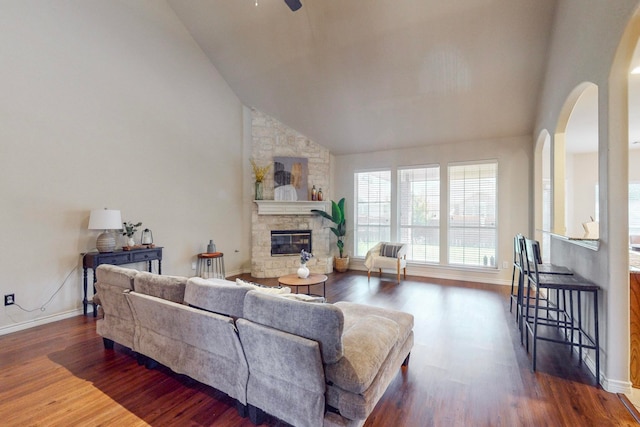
271, 230, 312, 256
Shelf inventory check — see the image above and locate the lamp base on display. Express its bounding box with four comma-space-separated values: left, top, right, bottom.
96, 231, 116, 253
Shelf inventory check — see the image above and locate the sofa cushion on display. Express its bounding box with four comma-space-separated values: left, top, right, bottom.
243, 291, 344, 364
96, 264, 138, 290
133, 271, 187, 303
335, 301, 413, 343
185, 277, 251, 318
380, 243, 403, 258
335, 301, 414, 345
236, 278, 291, 295
324, 315, 399, 394
279, 293, 325, 303
126, 291, 249, 405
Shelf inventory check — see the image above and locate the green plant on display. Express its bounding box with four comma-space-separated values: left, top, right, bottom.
311, 198, 346, 258
122, 221, 142, 237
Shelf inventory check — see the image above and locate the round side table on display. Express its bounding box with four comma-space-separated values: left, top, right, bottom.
197, 252, 225, 279
278, 273, 328, 297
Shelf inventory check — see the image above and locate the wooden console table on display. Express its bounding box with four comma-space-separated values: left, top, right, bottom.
82, 247, 163, 317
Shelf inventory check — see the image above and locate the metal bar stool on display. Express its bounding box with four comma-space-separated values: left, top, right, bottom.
522, 238, 600, 385
509, 234, 524, 319
197, 252, 226, 279
517, 235, 574, 342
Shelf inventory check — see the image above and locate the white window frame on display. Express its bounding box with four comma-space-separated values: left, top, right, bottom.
398, 165, 440, 263
447, 160, 498, 268
354, 169, 392, 257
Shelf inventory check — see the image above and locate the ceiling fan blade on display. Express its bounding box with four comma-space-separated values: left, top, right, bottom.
284, 0, 302, 11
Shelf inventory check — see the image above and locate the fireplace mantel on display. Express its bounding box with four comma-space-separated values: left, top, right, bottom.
254, 200, 328, 215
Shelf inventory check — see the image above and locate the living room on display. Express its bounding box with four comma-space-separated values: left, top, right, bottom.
2, 0, 640, 422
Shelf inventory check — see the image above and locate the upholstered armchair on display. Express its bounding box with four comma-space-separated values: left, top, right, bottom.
364, 242, 407, 283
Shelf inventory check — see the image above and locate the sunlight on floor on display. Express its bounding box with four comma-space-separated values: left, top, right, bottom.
626, 387, 640, 410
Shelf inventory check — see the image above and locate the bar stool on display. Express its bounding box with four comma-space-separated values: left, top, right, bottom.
516, 235, 574, 341
509, 234, 524, 318
197, 252, 225, 279
522, 238, 600, 385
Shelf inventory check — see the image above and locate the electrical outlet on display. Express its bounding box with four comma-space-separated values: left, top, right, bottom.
191, 262, 197, 270
4, 294, 15, 306
503, 261, 509, 269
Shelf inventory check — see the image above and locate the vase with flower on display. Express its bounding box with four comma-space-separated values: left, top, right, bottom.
122, 221, 142, 248
250, 159, 271, 200
297, 249, 313, 278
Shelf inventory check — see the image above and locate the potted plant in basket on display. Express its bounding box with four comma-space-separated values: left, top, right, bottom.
311, 198, 349, 272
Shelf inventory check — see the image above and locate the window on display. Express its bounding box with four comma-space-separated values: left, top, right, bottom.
630, 183, 640, 238
354, 170, 391, 257
398, 166, 440, 262
448, 162, 498, 267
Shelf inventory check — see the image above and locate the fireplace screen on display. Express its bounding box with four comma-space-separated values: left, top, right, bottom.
271, 230, 312, 256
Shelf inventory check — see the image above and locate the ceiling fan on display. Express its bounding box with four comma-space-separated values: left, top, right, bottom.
284, 0, 302, 11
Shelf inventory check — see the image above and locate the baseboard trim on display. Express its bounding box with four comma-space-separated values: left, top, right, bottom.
349, 258, 511, 286
604, 377, 633, 394
0, 308, 83, 336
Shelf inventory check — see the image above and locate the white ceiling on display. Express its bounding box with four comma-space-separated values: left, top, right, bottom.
167, 0, 558, 155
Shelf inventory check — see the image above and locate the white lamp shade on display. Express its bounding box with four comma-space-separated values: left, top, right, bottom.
88, 209, 122, 230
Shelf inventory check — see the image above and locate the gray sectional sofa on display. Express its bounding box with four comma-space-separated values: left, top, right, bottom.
94, 264, 414, 427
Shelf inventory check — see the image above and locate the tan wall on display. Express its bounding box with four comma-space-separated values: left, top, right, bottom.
0, 1, 245, 333
334, 135, 531, 286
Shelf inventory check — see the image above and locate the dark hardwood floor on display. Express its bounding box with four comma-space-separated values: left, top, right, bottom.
0, 271, 637, 426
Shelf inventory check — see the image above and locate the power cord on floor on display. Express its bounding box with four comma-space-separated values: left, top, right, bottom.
7, 265, 79, 314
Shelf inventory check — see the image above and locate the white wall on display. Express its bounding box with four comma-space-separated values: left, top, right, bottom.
566, 151, 599, 236
334, 135, 531, 286
534, 0, 640, 392
0, 1, 246, 333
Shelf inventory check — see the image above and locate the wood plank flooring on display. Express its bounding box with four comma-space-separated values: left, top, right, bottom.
0, 271, 636, 426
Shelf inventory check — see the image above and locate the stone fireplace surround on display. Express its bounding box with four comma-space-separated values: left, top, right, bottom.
251, 206, 333, 278
251, 201, 333, 278
250, 109, 333, 278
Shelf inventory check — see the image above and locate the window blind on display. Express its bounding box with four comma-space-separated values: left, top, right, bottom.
399, 166, 440, 263
448, 162, 498, 267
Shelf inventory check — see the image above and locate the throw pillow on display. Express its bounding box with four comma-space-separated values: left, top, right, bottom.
380, 243, 403, 258
235, 278, 291, 295
279, 293, 326, 303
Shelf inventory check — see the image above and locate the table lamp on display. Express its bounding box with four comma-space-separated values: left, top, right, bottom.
88, 208, 122, 252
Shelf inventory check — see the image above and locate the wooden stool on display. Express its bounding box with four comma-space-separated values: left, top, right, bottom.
197, 252, 225, 279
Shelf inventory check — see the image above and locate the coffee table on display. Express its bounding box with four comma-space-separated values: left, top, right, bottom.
278, 273, 328, 297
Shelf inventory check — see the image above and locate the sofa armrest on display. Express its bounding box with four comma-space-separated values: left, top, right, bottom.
364, 243, 383, 271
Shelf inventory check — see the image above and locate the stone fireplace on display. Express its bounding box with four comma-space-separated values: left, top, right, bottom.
250, 109, 333, 278
251, 201, 333, 278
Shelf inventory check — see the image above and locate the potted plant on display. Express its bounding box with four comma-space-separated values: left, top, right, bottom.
122, 221, 142, 247
311, 198, 349, 272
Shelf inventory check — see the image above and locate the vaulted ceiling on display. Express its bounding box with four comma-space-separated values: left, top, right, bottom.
167, 0, 558, 155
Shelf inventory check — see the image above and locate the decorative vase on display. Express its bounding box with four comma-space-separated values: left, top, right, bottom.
255, 181, 264, 200
126, 236, 135, 247
297, 263, 310, 279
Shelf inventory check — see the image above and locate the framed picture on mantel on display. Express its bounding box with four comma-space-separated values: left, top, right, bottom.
274, 156, 308, 201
